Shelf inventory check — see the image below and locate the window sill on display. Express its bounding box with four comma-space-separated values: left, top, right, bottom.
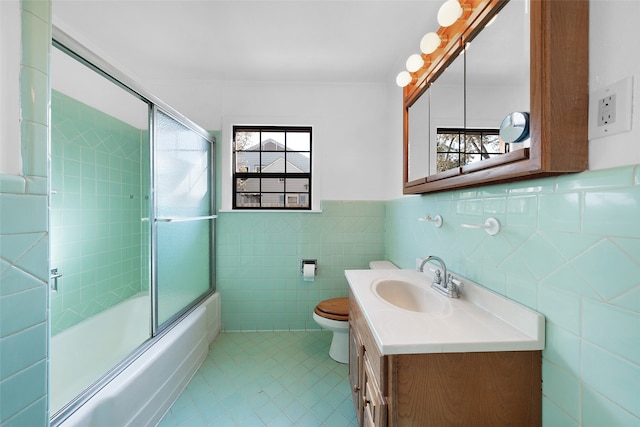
217, 209, 323, 214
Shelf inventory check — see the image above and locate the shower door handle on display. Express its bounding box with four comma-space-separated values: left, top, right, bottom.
50, 268, 62, 291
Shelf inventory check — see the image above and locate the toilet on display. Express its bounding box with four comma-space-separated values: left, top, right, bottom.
313, 260, 397, 363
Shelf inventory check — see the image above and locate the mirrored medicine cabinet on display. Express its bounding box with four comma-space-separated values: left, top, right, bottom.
403, 0, 589, 194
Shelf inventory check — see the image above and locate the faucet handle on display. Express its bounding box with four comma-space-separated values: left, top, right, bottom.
433, 269, 442, 284
448, 276, 463, 292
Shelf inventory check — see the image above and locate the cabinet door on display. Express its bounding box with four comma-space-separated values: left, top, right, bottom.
363, 355, 387, 427
349, 324, 364, 426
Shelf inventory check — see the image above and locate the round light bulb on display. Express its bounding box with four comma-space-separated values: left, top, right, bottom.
405, 54, 424, 73
420, 32, 441, 54
396, 71, 412, 87
437, 0, 463, 27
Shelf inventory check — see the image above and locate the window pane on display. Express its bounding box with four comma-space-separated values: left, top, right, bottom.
437, 152, 459, 172
285, 194, 309, 208
262, 132, 285, 150
465, 135, 482, 154
235, 131, 259, 151
485, 135, 501, 152
262, 193, 284, 208
467, 153, 482, 163
236, 193, 261, 208
286, 131, 311, 151
262, 178, 284, 192
236, 177, 260, 192
286, 178, 309, 192
235, 151, 260, 172
287, 152, 310, 173
261, 152, 286, 172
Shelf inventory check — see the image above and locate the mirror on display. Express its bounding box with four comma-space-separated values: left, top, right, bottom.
430, 46, 465, 177
464, 0, 530, 163
407, 86, 430, 182
407, 38, 465, 183
407, 0, 529, 181
402, 0, 589, 194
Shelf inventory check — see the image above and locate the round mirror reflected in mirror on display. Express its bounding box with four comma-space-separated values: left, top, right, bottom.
499, 111, 530, 143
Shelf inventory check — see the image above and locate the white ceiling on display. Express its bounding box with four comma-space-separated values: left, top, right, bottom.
52, 0, 444, 85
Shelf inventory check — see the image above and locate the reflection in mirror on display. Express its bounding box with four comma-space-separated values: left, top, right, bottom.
429, 44, 465, 176
465, 0, 530, 161
500, 111, 530, 143
407, 88, 430, 182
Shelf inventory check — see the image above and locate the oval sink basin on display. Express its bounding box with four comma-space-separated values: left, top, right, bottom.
373, 279, 448, 313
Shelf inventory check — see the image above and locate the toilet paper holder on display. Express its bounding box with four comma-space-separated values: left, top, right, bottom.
300, 259, 317, 276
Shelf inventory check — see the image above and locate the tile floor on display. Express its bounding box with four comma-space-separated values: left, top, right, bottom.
157, 331, 358, 426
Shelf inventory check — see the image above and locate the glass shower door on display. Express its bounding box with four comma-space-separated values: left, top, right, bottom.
153, 108, 215, 329
50, 44, 152, 416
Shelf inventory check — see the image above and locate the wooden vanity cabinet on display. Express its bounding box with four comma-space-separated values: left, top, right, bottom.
349, 291, 542, 426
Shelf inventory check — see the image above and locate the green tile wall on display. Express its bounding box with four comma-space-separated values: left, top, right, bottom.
385, 165, 640, 426
49, 90, 146, 335
0, 1, 51, 425
216, 200, 385, 331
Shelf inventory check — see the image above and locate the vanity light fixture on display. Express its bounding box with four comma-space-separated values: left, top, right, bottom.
406, 54, 425, 72
437, 0, 463, 27
406, 53, 424, 73
396, 71, 412, 87
395, 0, 468, 87
420, 32, 441, 55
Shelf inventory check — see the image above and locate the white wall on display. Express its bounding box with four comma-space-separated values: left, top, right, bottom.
0, 0, 22, 175
588, 0, 640, 170
145, 79, 399, 204
145, 1, 640, 203
50, 0, 640, 202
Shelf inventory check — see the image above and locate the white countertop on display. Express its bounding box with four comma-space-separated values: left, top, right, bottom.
346, 268, 545, 355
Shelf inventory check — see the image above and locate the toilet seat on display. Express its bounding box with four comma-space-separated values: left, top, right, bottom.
314, 297, 349, 321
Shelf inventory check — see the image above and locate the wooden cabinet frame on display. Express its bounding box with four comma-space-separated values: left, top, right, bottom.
349, 292, 542, 426
403, 0, 589, 194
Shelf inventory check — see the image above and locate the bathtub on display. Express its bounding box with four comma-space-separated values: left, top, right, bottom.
52, 292, 221, 427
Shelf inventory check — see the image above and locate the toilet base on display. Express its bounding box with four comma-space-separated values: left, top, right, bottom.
328, 329, 349, 364
313, 312, 349, 364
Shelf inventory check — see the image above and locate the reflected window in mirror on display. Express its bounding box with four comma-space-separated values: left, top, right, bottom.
436, 128, 501, 173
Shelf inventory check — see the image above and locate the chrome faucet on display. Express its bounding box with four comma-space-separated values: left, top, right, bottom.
418, 255, 462, 298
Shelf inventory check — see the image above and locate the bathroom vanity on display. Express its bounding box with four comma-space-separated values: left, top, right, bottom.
346, 269, 544, 426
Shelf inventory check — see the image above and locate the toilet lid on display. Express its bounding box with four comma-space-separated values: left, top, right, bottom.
315, 297, 349, 321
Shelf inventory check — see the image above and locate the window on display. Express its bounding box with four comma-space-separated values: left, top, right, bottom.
435, 128, 502, 173
233, 126, 311, 210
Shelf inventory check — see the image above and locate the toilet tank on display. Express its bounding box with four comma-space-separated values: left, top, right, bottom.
369, 261, 398, 270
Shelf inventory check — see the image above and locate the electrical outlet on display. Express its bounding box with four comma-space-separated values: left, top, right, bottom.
589, 76, 633, 140
597, 94, 616, 126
